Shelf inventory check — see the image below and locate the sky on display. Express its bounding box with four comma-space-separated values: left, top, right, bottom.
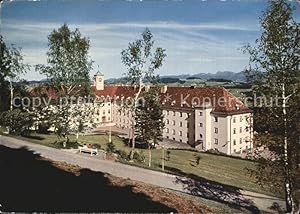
1, 0, 300, 81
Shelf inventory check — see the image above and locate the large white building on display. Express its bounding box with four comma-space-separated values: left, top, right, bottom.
92, 72, 253, 155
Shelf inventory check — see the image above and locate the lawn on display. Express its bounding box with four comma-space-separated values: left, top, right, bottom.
16, 133, 277, 197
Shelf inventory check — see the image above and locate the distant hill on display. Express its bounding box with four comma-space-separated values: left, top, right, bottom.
105, 71, 246, 84
161, 71, 246, 82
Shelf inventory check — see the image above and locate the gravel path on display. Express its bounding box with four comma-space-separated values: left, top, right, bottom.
0, 135, 285, 213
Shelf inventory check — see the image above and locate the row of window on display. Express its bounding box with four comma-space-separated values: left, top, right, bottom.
165, 119, 187, 127
165, 128, 188, 137
166, 136, 187, 143
96, 109, 111, 115
165, 110, 190, 118
214, 138, 248, 146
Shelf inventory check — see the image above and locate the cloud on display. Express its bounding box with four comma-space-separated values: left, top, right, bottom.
1, 19, 256, 80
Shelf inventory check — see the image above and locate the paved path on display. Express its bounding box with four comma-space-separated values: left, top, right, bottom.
0, 135, 285, 213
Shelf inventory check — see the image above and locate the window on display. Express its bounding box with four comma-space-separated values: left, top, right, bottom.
199, 112, 203, 116
179, 139, 182, 143
173, 111, 176, 116
173, 137, 175, 141
108, 109, 111, 114
166, 128, 169, 133
214, 138, 218, 145
199, 123, 203, 127
214, 128, 218, 134
108, 117, 110, 121
180, 112, 183, 117
214, 117, 218, 122
233, 128, 236, 134
180, 121, 183, 127
167, 136, 169, 139
172, 120, 175, 126
240, 127, 242, 133
187, 132, 189, 138
234, 149, 236, 153
233, 117, 236, 123
233, 139, 236, 145
179, 131, 182, 136
167, 110, 169, 115
200, 134, 203, 138
166, 119, 169, 124
245, 127, 249, 132
172, 129, 175, 135
240, 116, 243, 122
240, 138, 243, 144
187, 122, 189, 128
103, 110, 105, 115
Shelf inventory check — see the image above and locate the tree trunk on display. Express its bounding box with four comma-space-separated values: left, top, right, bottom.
8, 79, 13, 134
148, 144, 151, 168
130, 127, 135, 160
282, 83, 293, 212
130, 80, 144, 160
161, 147, 165, 171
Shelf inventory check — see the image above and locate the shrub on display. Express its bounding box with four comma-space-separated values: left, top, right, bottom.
54, 140, 80, 149
194, 154, 201, 165
133, 151, 145, 163
93, 144, 101, 149
166, 150, 171, 161
106, 142, 116, 154
116, 149, 128, 161
37, 123, 50, 134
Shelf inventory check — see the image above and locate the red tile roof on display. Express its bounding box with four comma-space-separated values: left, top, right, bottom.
31, 85, 250, 114
93, 85, 251, 114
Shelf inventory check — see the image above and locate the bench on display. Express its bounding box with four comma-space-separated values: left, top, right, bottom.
78, 146, 98, 156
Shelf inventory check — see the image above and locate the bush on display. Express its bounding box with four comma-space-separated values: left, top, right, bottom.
166, 150, 171, 161
106, 142, 116, 154
0, 109, 34, 136
93, 144, 101, 149
54, 140, 80, 149
37, 123, 50, 134
194, 154, 201, 165
116, 149, 128, 161
133, 151, 145, 163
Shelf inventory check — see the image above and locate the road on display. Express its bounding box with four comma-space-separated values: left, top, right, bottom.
0, 135, 285, 213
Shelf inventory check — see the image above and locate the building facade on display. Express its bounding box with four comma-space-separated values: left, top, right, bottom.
92, 72, 253, 155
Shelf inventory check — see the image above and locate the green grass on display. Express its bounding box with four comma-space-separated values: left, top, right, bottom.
15, 133, 277, 197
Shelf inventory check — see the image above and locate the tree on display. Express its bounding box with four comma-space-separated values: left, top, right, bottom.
243, 1, 300, 212
121, 28, 166, 159
0, 35, 28, 112
35, 24, 95, 143
0, 109, 35, 136
135, 87, 165, 167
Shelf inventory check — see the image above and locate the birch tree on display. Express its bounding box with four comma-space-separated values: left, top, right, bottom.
244, 1, 300, 212
135, 87, 165, 167
121, 28, 166, 159
35, 24, 94, 143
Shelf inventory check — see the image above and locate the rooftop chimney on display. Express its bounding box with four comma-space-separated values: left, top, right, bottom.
161, 85, 168, 93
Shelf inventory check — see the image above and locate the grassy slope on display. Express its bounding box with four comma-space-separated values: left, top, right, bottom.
16, 133, 275, 196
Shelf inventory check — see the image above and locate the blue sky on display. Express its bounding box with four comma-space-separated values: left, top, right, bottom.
1, 0, 300, 80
